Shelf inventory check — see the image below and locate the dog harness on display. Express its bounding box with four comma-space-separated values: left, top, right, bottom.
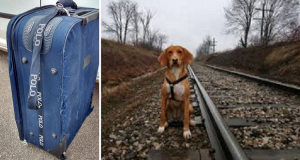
166, 74, 188, 101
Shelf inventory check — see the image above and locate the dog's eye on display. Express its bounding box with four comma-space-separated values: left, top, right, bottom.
168, 51, 173, 54
178, 50, 182, 53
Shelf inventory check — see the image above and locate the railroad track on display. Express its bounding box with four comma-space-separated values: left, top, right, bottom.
148, 64, 300, 160
206, 65, 300, 95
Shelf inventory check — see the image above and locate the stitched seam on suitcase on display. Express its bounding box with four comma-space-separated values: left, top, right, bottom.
60, 20, 81, 139
61, 20, 81, 102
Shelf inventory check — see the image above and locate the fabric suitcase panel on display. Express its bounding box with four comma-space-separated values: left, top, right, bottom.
7, 5, 99, 158
61, 18, 99, 147
14, 8, 80, 150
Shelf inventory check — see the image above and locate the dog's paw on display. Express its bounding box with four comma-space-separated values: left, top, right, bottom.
157, 126, 165, 133
190, 119, 196, 126
183, 130, 192, 139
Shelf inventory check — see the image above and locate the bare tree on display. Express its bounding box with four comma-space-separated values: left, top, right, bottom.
135, 28, 167, 51
249, 34, 261, 46
102, 0, 167, 51
140, 10, 154, 43
102, 0, 137, 44
157, 34, 168, 50
141, 29, 158, 49
225, 0, 258, 48
280, 20, 300, 42
130, 8, 140, 46
256, 0, 300, 45
196, 35, 213, 57
102, 1, 122, 42
121, 0, 137, 44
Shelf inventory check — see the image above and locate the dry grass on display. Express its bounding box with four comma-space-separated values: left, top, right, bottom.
102, 68, 163, 98
201, 41, 300, 86
101, 39, 160, 89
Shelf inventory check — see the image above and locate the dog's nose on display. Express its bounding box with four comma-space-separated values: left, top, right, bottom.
172, 59, 178, 63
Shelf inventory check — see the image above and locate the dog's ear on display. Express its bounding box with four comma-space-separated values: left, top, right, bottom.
158, 48, 168, 67
182, 47, 194, 65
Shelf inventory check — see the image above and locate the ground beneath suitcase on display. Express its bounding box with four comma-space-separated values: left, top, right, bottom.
0, 51, 99, 159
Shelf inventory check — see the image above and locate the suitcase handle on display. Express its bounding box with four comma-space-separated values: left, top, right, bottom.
72, 10, 99, 25
56, 0, 77, 9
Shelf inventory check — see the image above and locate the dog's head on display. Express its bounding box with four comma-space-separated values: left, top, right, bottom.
158, 45, 194, 67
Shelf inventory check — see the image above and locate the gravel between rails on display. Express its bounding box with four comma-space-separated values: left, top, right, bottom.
101, 69, 210, 160
191, 63, 300, 150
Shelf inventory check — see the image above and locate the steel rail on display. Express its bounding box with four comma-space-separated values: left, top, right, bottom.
188, 65, 248, 160
206, 65, 300, 94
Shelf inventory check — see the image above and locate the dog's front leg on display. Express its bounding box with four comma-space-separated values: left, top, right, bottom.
183, 99, 191, 139
158, 94, 168, 133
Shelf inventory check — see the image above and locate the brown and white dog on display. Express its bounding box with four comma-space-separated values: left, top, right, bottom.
157, 45, 195, 139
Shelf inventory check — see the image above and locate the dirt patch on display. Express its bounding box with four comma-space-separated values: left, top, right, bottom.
201, 41, 300, 86
101, 69, 164, 135
101, 39, 160, 89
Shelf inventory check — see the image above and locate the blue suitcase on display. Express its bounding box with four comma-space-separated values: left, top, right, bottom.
6, 1, 99, 159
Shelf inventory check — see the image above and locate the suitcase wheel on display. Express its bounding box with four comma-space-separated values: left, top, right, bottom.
60, 152, 67, 160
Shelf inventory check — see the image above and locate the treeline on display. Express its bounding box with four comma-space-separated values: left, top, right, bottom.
197, 0, 300, 57
102, 0, 167, 51
196, 36, 215, 57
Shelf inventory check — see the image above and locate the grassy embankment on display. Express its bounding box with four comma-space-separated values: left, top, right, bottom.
201, 41, 300, 86
101, 39, 161, 93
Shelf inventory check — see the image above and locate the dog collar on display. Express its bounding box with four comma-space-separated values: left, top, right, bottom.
165, 74, 188, 101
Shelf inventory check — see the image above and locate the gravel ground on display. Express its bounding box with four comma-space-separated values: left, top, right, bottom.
101, 69, 210, 159
0, 51, 99, 159
191, 63, 300, 150
220, 106, 300, 125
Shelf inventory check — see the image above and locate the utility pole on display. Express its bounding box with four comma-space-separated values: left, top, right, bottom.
254, 2, 265, 44
261, 2, 265, 42
254, 0, 273, 45
211, 38, 217, 54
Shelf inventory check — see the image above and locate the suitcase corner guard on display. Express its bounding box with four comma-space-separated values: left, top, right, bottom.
47, 135, 67, 159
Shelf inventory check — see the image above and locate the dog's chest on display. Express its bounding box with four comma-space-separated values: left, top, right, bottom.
166, 83, 185, 97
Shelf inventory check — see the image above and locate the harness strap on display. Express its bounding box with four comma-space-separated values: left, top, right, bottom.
165, 74, 188, 101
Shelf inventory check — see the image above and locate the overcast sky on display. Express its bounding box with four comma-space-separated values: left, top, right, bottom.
101, 0, 240, 54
